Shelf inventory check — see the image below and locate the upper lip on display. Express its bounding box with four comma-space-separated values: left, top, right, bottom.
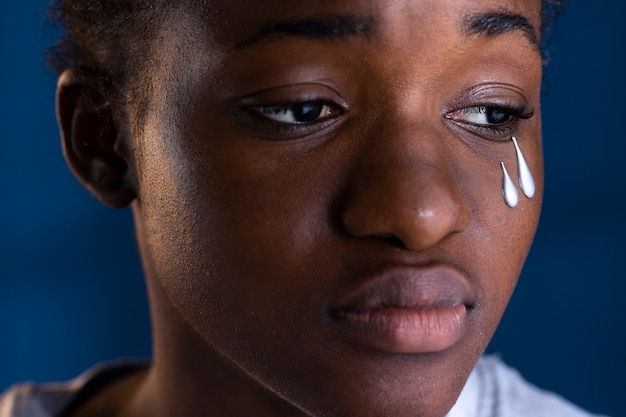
329, 264, 475, 315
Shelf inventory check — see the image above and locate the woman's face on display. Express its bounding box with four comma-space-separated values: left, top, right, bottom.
131, 0, 543, 416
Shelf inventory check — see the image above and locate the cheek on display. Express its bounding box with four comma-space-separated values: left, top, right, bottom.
133, 126, 333, 346
457, 129, 543, 318
132, 120, 228, 326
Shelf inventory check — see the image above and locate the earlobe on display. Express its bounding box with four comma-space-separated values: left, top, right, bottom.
56, 68, 136, 208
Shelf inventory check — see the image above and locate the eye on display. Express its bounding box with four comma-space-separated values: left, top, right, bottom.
446, 105, 523, 126
445, 104, 534, 139
253, 101, 340, 125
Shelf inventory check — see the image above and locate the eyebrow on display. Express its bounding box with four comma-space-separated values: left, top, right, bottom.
463, 12, 541, 53
236, 11, 541, 55
235, 15, 376, 49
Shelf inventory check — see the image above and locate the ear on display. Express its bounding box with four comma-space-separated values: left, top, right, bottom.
56, 68, 136, 208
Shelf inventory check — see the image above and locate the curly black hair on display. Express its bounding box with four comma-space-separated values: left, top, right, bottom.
47, 1, 567, 94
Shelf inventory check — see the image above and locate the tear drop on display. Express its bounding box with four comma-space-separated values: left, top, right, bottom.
501, 162, 519, 208
512, 137, 535, 198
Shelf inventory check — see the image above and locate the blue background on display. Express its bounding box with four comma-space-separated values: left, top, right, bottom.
1, 2, 624, 416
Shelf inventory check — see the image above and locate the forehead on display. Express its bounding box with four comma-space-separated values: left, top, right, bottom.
150, 0, 542, 85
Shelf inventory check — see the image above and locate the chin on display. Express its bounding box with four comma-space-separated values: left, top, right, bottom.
262, 340, 481, 417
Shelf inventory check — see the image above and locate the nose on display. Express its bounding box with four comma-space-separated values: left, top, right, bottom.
339, 119, 471, 252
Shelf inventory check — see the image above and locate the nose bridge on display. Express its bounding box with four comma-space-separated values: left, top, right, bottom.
340, 113, 470, 251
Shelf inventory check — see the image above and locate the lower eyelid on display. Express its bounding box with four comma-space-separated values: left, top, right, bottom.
447, 118, 526, 142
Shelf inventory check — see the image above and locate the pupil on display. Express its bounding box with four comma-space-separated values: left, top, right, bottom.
486, 108, 508, 124
293, 102, 323, 123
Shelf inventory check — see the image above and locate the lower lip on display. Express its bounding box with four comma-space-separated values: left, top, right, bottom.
334, 305, 467, 354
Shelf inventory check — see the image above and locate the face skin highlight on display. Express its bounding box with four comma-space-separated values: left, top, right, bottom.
57, 0, 544, 416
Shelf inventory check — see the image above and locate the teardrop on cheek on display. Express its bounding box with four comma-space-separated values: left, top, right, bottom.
512, 137, 536, 199
501, 162, 519, 208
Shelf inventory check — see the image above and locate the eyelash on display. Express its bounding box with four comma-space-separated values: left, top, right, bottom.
445, 105, 534, 139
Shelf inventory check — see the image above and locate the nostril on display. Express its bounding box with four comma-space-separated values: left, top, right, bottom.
340, 207, 405, 248
369, 232, 407, 249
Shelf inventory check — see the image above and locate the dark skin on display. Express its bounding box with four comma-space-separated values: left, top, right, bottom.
57, 0, 544, 416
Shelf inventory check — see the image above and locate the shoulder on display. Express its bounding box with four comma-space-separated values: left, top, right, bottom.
0, 361, 148, 417
448, 355, 610, 417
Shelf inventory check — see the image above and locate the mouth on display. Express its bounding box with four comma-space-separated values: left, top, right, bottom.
329, 265, 473, 354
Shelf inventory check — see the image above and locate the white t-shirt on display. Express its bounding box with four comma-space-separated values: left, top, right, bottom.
446, 356, 607, 417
